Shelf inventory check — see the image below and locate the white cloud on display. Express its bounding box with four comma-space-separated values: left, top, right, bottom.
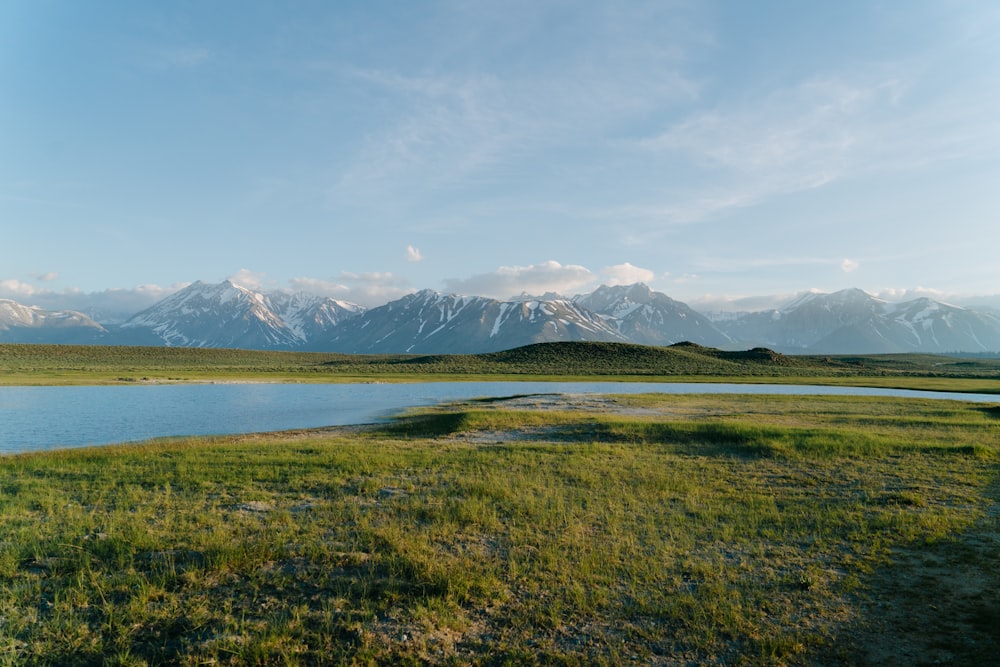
76, 285, 188, 320
286, 277, 341, 294
600, 262, 655, 286
443, 260, 595, 299
0, 280, 186, 321
34, 272, 59, 282
289, 272, 412, 308
870, 286, 956, 303
0, 279, 41, 299
686, 291, 806, 313
840, 258, 860, 273
228, 269, 270, 290
406, 245, 424, 262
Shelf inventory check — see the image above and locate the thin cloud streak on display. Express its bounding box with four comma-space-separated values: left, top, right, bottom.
327, 4, 702, 213
629, 75, 904, 229
612, 52, 1000, 236
687, 255, 859, 273
5, 3, 998, 307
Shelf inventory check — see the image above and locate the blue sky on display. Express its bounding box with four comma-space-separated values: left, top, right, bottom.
2, 1, 998, 314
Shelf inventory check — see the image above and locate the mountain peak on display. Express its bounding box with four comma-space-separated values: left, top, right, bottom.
5, 279, 999, 354
572, 283, 730, 347
0, 299, 105, 333
117, 279, 363, 348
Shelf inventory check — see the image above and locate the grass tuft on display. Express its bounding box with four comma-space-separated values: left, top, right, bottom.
0, 393, 998, 664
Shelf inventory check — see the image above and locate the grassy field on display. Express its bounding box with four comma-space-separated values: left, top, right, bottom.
2, 342, 1000, 394
1, 393, 998, 665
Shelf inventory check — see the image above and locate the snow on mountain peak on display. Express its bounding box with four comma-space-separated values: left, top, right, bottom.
117, 280, 364, 348
6, 279, 999, 354
0, 299, 104, 330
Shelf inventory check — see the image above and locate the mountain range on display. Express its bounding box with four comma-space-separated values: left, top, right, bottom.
3, 281, 1000, 355
115, 281, 363, 349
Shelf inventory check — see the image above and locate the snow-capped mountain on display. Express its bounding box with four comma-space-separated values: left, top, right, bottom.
713, 288, 883, 351
711, 288, 1000, 354
5, 281, 1000, 354
811, 297, 1000, 354
320, 289, 627, 354
115, 280, 364, 349
0, 299, 106, 343
574, 283, 731, 347
267, 291, 365, 344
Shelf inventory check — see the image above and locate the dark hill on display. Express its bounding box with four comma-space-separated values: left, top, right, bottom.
390, 341, 815, 376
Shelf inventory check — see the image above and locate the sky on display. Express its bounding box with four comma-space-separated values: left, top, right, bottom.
2, 0, 999, 317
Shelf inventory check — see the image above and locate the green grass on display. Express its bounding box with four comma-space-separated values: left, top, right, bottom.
3, 342, 1000, 394
1, 394, 998, 664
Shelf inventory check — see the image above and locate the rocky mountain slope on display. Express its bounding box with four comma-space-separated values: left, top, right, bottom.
319, 290, 627, 354
710, 288, 1000, 354
0, 299, 106, 344
574, 283, 732, 348
4, 282, 1000, 354
113, 281, 364, 349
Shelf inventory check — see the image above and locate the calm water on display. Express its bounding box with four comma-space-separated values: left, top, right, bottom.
1, 381, 997, 454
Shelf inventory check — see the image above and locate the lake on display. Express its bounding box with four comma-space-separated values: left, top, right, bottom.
1, 381, 998, 454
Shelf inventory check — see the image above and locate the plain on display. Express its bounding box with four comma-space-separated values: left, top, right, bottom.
1, 391, 998, 665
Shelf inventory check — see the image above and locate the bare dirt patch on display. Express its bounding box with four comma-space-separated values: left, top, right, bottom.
837, 503, 1000, 666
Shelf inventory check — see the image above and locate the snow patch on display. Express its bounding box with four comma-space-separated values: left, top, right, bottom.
490, 303, 511, 338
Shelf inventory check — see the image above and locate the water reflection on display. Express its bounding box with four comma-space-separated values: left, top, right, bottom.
1, 381, 996, 454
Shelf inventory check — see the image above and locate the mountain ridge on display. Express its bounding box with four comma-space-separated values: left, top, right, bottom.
3, 282, 1000, 355
319, 288, 629, 354
0, 299, 107, 344
114, 280, 365, 349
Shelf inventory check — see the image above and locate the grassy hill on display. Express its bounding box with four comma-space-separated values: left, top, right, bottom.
2, 341, 1000, 391
382, 341, 812, 376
